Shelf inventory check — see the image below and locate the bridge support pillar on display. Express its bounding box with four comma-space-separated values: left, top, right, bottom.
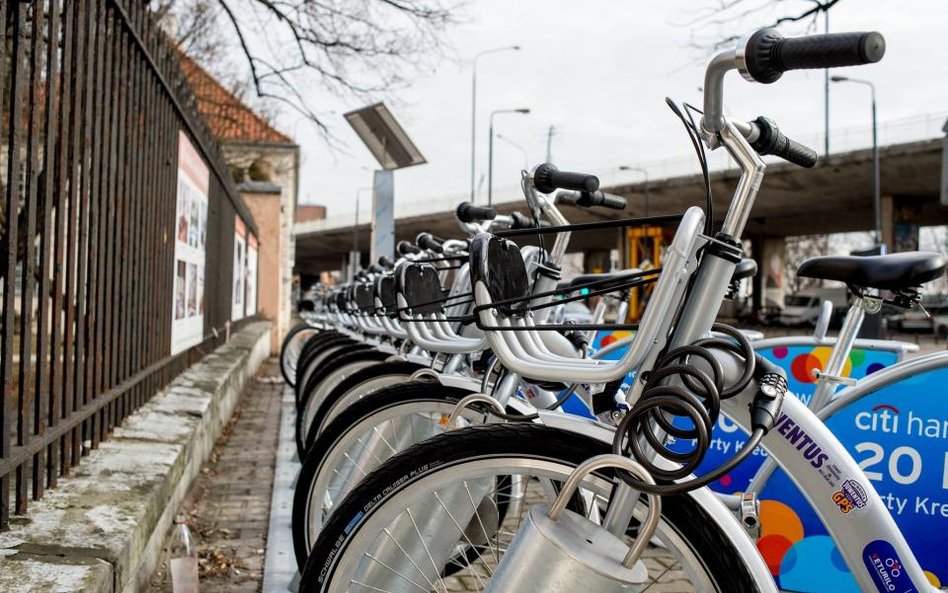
750, 234, 786, 314
887, 195, 925, 253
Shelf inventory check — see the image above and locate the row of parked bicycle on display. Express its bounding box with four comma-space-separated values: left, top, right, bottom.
278, 27, 947, 593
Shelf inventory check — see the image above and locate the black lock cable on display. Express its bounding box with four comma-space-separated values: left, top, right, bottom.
612, 323, 784, 495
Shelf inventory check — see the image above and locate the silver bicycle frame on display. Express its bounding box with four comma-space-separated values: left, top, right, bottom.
593, 48, 931, 592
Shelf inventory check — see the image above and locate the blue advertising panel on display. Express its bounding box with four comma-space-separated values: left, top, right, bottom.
756, 359, 947, 592
589, 331, 945, 589
671, 344, 946, 591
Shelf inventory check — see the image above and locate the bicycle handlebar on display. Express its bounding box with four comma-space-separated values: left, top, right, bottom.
456, 201, 497, 223
509, 211, 534, 229
579, 190, 627, 210
416, 232, 445, 254
749, 116, 818, 168
556, 190, 628, 211
533, 163, 600, 194
742, 29, 885, 84
397, 240, 421, 256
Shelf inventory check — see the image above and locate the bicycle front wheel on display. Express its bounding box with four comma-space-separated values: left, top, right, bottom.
280, 323, 321, 387
302, 423, 762, 593
293, 383, 484, 569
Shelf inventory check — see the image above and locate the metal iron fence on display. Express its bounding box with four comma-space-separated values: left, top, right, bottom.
0, 0, 259, 529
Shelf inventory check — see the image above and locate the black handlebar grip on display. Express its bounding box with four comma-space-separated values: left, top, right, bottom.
378, 255, 395, 269
533, 163, 600, 194
601, 193, 627, 210
751, 116, 818, 168
775, 135, 818, 169
416, 232, 445, 254
553, 190, 580, 206
368, 264, 383, 274
397, 240, 421, 256
744, 29, 885, 84
564, 190, 627, 211
577, 190, 627, 211
455, 201, 497, 223
509, 211, 533, 230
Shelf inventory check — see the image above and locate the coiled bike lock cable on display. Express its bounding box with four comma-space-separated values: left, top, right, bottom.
612, 323, 787, 495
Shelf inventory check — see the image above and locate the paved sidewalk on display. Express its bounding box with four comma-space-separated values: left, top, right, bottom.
145, 359, 284, 593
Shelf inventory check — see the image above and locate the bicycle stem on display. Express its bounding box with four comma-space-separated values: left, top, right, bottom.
606, 52, 770, 538
520, 171, 572, 321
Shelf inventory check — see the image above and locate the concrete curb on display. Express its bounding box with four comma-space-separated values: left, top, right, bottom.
0, 321, 271, 593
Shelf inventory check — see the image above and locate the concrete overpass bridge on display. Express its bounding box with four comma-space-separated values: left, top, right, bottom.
295, 132, 947, 277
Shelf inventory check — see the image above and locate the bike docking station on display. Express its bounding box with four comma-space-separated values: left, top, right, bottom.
485, 455, 662, 593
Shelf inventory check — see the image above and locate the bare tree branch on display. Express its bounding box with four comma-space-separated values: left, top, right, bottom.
680, 0, 844, 55
153, 0, 463, 142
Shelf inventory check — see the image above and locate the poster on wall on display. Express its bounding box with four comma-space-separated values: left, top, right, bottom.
232, 216, 247, 321
171, 132, 208, 355
246, 234, 258, 317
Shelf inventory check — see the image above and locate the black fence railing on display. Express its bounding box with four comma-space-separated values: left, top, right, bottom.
0, 1, 259, 529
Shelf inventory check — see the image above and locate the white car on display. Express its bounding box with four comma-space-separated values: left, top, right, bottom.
778, 288, 848, 327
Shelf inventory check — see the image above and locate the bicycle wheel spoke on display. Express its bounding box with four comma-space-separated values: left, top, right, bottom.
370, 422, 400, 456
461, 480, 501, 566
363, 553, 432, 593
341, 452, 372, 479
405, 508, 450, 593
381, 527, 447, 593
431, 491, 494, 581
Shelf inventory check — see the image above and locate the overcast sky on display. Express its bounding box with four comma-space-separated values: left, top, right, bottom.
276, 0, 948, 218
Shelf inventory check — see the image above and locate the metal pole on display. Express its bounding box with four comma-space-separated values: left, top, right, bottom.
353, 187, 371, 271
824, 9, 830, 156
644, 178, 650, 217
831, 76, 881, 247
871, 87, 881, 246
488, 116, 495, 206
546, 125, 554, 162
470, 64, 477, 202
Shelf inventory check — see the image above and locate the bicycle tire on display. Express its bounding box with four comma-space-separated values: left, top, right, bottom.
302, 423, 760, 593
295, 340, 368, 412
302, 360, 426, 454
280, 322, 322, 387
293, 333, 354, 405
293, 381, 479, 568
295, 349, 390, 459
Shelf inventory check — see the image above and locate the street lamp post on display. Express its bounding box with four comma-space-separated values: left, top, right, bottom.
823, 7, 830, 156
488, 108, 530, 206
831, 76, 881, 246
619, 165, 649, 216
353, 186, 372, 259
495, 132, 529, 170
471, 46, 520, 203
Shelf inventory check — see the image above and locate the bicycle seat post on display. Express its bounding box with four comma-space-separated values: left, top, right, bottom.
809, 295, 869, 411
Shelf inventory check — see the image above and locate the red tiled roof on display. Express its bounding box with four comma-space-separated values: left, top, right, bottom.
179, 53, 293, 145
